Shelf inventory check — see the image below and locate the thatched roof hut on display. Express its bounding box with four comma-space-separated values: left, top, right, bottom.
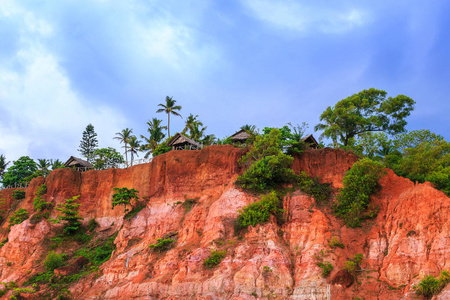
167, 133, 203, 150
64, 156, 93, 170
230, 129, 251, 143
302, 134, 319, 149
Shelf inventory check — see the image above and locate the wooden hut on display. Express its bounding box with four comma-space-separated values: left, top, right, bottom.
302, 134, 319, 149
230, 129, 251, 143
64, 156, 93, 171
167, 133, 203, 150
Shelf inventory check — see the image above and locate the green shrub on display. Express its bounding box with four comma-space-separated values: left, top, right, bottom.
33, 195, 52, 212
182, 197, 199, 212
334, 158, 386, 227
149, 238, 176, 252
12, 190, 25, 200
35, 184, 47, 196
153, 142, 171, 157
329, 236, 345, 249
203, 250, 226, 269
235, 191, 283, 230
295, 171, 332, 203
236, 154, 295, 192
111, 187, 139, 213
44, 251, 66, 271
75, 234, 117, 265
414, 270, 450, 298
317, 261, 333, 277
343, 254, 364, 274
9, 208, 29, 225
0, 238, 8, 248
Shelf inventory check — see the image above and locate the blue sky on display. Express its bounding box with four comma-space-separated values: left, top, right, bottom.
0, 0, 449, 161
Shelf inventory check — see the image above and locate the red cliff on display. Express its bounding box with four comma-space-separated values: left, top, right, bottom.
0, 146, 449, 299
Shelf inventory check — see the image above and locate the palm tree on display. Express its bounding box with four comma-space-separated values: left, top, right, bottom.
202, 134, 217, 146
0, 154, 10, 182
140, 118, 167, 158
156, 96, 182, 138
314, 108, 342, 148
127, 136, 141, 166
37, 159, 50, 176
182, 114, 203, 135
50, 159, 64, 170
114, 128, 133, 166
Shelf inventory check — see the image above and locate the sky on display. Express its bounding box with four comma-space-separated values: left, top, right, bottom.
1, 0, 450, 162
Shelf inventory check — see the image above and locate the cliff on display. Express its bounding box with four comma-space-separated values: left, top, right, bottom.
0, 145, 449, 299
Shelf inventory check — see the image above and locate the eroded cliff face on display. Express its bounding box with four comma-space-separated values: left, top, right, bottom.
0, 146, 449, 299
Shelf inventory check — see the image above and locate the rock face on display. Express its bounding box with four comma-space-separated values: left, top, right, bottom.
0, 146, 449, 299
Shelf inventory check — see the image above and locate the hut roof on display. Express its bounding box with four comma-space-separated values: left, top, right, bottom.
302, 134, 319, 148
167, 133, 202, 148
64, 156, 93, 168
230, 129, 251, 141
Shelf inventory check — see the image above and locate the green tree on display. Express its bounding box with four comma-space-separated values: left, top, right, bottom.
0, 155, 10, 183
1, 156, 37, 187
182, 114, 208, 141
140, 119, 166, 158
111, 187, 139, 213
127, 136, 141, 166
50, 159, 64, 170
114, 128, 133, 166
393, 129, 444, 150
93, 147, 125, 170
36, 159, 50, 177
156, 96, 182, 138
315, 88, 415, 146
79, 124, 98, 163
53, 195, 84, 235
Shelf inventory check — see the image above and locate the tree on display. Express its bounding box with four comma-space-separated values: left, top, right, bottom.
79, 124, 98, 163
127, 136, 141, 166
0, 155, 10, 183
36, 159, 50, 177
111, 187, 139, 213
156, 96, 182, 138
50, 159, 64, 170
140, 119, 166, 158
315, 88, 415, 146
53, 195, 84, 235
93, 147, 125, 170
1, 156, 37, 187
114, 128, 133, 166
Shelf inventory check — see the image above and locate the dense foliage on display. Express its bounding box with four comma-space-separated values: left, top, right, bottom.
93, 147, 125, 170
149, 238, 176, 252
152, 141, 171, 157
1, 156, 37, 187
334, 158, 386, 227
12, 190, 25, 200
9, 208, 29, 226
414, 270, 450, 299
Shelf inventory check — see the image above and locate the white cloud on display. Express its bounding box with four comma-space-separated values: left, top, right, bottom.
242, 0, 367, 34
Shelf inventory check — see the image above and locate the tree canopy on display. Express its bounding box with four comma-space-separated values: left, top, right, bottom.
1, 156, 37, 187
79, 124, 98, 163
315, 88, 415, 146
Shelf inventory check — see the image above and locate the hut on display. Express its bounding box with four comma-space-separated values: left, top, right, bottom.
64, 156, 93, 171
302, 134, 319, 149
230, 129, 251, 144
167, 133, 203, 150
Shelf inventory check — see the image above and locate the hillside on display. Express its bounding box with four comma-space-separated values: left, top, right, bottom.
0, 145, 449, 299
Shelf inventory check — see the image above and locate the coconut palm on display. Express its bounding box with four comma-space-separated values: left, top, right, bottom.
202, 134, 217, 146
140, 118, 167, 158
0, 154, 10, 182
182, 114, 203, 135
156, 96, 182, 138
37, 159, 50, 176
50, 159, 64, 170
127, 136, 141, 166
114, 128, 133, 166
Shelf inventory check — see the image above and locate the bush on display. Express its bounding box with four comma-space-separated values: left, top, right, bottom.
9, 208, 29, 225
153, 142, 171, 157
235, 191, 283, 230
111, 187, 139, 213
182, 197, 199, 212
12, 190, 25, 200
203, 250, 226, 269
75, 234, 117, 265
33, 195, 52, 212
334, 158, 386, 227
329, 236, 345, 249
53, 196, 83, 235
296, 172, 332, 204
414, 270, 450, 299
236, 154, 295, 192
149, 238, 176, 252
44, 251, 66, 271
317, 261, 333, 277
35, 184, 47, 196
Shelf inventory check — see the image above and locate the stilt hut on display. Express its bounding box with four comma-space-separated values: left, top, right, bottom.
230, 129, 251, 144
64, 156, 93, 171
302, 134, 319, 149
167, 133, 203, 150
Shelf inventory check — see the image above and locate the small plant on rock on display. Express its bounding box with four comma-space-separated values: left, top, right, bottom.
203, 250, 226, 269
111, 187, 139, 213
9, 208, 29, 226
414, 270, 450, 299
149, 238, 176, 252
329, 236, 345, 249
12, 190, 25, 200
52, 195, 84, 235
317, 261, 334, 277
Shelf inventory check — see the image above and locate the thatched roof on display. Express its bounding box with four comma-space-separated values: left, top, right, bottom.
167, 133, 202, 148
64, 156, 93, 168
230, 129, 251, 142
302, 134, 319, 149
